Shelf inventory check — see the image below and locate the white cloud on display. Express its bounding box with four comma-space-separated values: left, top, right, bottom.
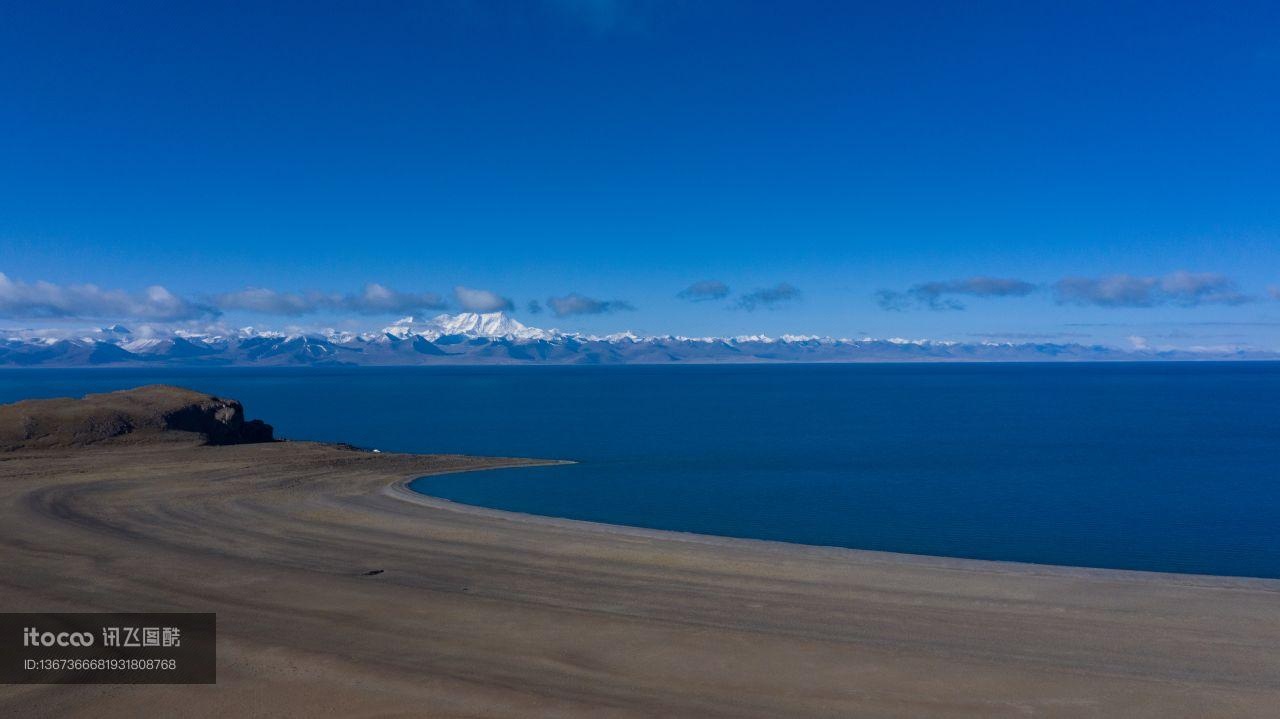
214, 284, 446, 316
213, 287, 329, 315
453, 286, 513, 312
735, 283, 801, 311
0, 272, 216, 321
1054, 272, 1252, 308
878, 277, 1036, 311
347, 284, 447, 314
677, 280, 730, 302
547, 293, 635, 316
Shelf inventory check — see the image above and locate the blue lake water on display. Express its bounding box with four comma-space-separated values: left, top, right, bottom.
3, 363, 1278, 578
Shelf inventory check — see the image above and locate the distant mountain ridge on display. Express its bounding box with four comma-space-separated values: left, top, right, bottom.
1, 312, 1275, 366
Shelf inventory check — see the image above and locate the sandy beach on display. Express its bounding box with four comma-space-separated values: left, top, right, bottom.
1, 439, 1278, 717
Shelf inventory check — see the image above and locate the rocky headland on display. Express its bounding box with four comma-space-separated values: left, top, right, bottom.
0, 385, 274, 450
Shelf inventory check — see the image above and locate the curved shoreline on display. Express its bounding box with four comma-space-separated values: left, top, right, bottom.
2, 441, 1278, 717
393, 468, 1280, 591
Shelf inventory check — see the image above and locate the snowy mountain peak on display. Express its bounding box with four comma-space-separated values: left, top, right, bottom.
597, 330, 644, 342
385, 312, 556, 341
434, 312, 531, 337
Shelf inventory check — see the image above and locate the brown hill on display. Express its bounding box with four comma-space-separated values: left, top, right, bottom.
0, 385, 274, 450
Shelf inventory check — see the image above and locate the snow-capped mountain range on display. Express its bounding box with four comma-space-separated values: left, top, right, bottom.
0, 313, 1274, 366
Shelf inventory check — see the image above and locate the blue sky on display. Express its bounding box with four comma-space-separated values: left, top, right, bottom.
1, 1, 1278, 348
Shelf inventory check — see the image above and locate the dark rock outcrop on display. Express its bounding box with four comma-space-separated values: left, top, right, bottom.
0, 385, 275, 450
